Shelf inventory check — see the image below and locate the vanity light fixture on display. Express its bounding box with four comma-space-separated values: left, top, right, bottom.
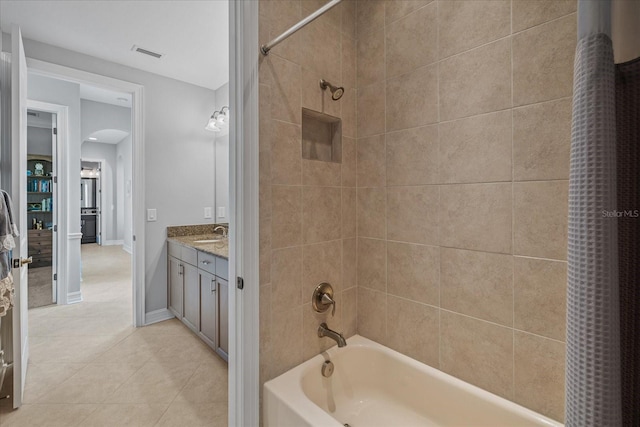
205, 106, 230, 132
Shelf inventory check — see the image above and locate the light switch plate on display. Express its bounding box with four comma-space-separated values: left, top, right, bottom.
218, 207, 226, 218
147, 208, 157, 222
204, 207, 212, 219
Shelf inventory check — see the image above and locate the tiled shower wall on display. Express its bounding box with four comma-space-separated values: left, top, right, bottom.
354, 0, 576, 422
257, 0, 358, 392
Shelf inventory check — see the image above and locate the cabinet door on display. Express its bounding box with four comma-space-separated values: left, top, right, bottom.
199, 270, 217, 349
182, 262, 199, 332
217, 277, 229, 360
168, 256, 183, 317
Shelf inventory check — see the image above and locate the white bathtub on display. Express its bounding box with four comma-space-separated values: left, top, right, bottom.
264, 335, 562, 427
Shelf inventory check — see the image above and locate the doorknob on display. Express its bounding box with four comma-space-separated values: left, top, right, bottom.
12, 257, 33, 268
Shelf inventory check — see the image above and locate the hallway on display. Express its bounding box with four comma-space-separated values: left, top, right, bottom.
0, 244, 227, 426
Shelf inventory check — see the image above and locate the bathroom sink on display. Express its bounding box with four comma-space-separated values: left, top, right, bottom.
194, 239, 224, 244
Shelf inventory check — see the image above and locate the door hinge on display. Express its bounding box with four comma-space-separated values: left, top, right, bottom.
53, 128, 57, 135
133, 235, 136, 242
236, 276, 244, 290
53, 176, 57, 184
53, 225, 57, 232
53, 273, 57, 281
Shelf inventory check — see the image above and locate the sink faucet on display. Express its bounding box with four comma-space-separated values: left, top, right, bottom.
214, 225, 228, 238
318, 323, 347, 347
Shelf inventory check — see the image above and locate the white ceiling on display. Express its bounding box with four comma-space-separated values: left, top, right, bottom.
80, 84, 132, 108
85, 129, 130, 145
1, 0, 229, 91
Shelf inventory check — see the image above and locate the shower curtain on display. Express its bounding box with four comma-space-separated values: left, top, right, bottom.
566, 1, 639, 426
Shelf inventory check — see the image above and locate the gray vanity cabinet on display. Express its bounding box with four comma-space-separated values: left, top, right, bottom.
182, 262, 199, 332
199, 270, 217, 349
168, 256, 183, 317
217, 277, 229, 358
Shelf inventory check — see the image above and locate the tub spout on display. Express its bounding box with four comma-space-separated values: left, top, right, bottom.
318, 323, 347, 347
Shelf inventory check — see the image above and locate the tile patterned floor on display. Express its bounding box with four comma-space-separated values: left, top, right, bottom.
0, 244, 228, 426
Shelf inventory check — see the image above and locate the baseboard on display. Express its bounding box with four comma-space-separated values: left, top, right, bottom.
144, 308, 174, 325
102, 240, 124, 246
67, 291, 83, 304
122, 244, 132, 254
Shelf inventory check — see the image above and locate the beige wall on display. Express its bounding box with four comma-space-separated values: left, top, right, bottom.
257, 0, 358, 396
258, 0, 576, 423
354, 0, 576, 422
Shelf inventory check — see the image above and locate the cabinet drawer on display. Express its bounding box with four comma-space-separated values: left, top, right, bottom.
181, 246, 197, 266
28, 230, 52, 239
168, 241, 181, 258
215, 257, 228, 280
197, 251, 216, 275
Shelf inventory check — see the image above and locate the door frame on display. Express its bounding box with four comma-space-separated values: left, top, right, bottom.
80, 157, 105, 246
25, 99, 66, 305
230, 0, 260, 424
25, 58, 146, 327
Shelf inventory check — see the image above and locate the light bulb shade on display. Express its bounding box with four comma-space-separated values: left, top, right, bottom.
205, 116, 221, 132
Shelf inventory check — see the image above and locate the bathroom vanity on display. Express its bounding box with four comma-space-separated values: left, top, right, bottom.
167, 230, 229, 361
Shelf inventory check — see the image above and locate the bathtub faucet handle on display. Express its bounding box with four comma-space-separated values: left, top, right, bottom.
312, 282, 337, 317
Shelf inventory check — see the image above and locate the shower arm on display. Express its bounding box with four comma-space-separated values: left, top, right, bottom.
260, 0, 343, 55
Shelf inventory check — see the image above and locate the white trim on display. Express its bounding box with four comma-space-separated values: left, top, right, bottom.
102, 240, 124, 246
26, 58, 146, 328
122, 244, 132, 254
68, 233, 83, 239
25, 99, 68, 306
230, 1, 260, 425
144, 308, 174, 325
67, 290, 83, 304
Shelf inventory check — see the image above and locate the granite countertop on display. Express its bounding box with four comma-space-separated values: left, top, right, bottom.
168, 234, 229, 259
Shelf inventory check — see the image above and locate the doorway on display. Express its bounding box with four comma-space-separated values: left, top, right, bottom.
25, 108, 57, 309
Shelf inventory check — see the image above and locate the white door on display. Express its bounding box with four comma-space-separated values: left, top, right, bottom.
10, 25, 29, 408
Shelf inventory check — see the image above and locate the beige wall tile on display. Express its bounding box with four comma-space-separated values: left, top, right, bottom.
271, 120, 302, 185
357, 237, 387, 292
386, 125, 438, 186
514, 257, 567, 341
357, 134, 386, 187
259, 84, 272, 153
440, 183, 512, 253
357, 84, 385, 137
441, 311, 514, 399
439, 110, 512, 184
438, 0, 511, 59
357, 28, 385, 88
512, 0, 577, 33
266, 1, 302, 63
439, 38, 511, 121
342, 187, 357, 238
342, 136, 357, 186
441, 248, 513, 326
302, 0, 342, 31
387, 242, 439, 305
271, 247, 302, 314
342, 286, 358, 337
386, 3, 437, 79
269, 55, 302, 124
303, 186, 342, 244
303, 240, 343, 299
259, 216, 271, 285
514, 331, 566, 422
301, 16, 342, 83
342, 89, 357, 139
357, 287, 387, 344
343, 238, 357, 289
342, 35, 357, 90
386, 64, 438, 132
387, 296, 440, 366
513, 98, 572, 181
342, 0, 357, 38
385, 0, 433, 24
513, 14, 576, 106
271, 185, 302, 249
303, 159, 341, 187
513, 181, 568, 259
357, 187, 386, 239
387, 185, 439, 245
270, 306, 304, 378
357, 0, 385, 37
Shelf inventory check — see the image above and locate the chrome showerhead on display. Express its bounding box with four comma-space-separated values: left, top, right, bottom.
319, 79, 344, 101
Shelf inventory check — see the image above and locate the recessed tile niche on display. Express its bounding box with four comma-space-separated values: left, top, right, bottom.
302, 108, 342, 163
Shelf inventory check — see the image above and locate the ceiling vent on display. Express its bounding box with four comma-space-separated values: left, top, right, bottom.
131, 45, 164, 59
